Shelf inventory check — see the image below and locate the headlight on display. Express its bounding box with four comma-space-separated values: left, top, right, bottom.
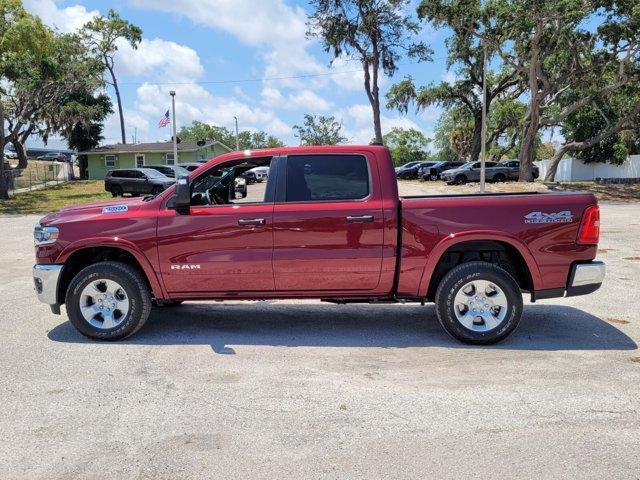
34, 224, 59, 245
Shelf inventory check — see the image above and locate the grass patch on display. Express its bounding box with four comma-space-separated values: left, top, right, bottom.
0, 181, 111, 215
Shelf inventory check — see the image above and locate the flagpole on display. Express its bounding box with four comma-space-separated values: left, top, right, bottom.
170, 91, 178, 164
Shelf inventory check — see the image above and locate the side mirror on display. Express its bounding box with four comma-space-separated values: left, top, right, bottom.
173, 175, 191, 209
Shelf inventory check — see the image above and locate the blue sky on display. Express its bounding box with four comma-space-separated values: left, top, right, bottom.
23, 0, 453, 149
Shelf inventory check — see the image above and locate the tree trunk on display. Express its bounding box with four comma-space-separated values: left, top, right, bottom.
518, 117, 538, 182
469, 111, 483, 162
543, 146, 569, 182
0, 100, 8, 200
362, 59, 383, 144
13, 139, 28, 169
108, 64, 127, 144
518, 29, 542, 183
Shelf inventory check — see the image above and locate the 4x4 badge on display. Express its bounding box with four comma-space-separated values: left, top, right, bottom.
524, 211, 573, 224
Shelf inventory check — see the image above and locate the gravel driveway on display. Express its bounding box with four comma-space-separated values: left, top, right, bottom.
1, 200, 639, 479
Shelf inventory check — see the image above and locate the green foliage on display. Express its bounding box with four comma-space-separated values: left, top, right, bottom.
486, 0, 640, 180
387, 0, 522, 162
178, 121, 285, 150
1, 2, 109, 171
308, 0, 431, 77
293, 114, 347, 146
62, 93, 112, 152
307, 0, 432, 142
81, 9, 142, 144
81, 9, 142, 58
562, 85, 640, 165
382, 127, 430, 166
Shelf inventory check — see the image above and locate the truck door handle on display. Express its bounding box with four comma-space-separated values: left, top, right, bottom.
238, 218, 266, 226
346, 215, 374, 223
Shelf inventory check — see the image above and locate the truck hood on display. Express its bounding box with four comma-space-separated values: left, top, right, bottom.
39, 196, 147, 226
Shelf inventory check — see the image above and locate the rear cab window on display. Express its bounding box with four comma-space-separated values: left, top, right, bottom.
284, 154, 370, 202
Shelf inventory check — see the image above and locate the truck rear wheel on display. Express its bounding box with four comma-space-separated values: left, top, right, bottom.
434, 261, 523, 344
65, 261, 152, 340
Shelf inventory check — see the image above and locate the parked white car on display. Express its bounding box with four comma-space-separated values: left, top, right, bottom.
3, 149, 17, 159
249, 166, 269, 182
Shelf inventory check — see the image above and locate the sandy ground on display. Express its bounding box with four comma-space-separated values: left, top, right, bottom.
0, 191, 639, 479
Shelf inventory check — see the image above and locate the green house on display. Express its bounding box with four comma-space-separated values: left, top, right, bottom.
81, 141, 232, 180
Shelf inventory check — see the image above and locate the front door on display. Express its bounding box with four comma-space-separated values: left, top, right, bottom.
157, 157, 276, 293
135, 154, 145, 168
272, 153, 384, 292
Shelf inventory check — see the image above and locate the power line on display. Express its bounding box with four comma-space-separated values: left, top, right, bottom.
117, 57, 450, 87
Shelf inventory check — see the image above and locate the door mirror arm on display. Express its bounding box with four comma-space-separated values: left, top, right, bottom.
169, 175, 191, 213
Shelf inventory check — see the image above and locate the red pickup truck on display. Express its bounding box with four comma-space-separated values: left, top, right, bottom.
33, 145, 604, 344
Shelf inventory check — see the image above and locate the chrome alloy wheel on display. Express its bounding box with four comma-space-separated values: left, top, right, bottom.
79, 279, 129, 330
453, 279, 508, 331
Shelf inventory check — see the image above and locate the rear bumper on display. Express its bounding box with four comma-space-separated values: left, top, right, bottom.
566, 261, 605, 297
33, 264, 63, 306
533, 261, 605, 300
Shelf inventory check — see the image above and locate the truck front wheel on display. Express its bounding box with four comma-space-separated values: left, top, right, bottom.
65, 261, 152, 340
434, 261, 523, 345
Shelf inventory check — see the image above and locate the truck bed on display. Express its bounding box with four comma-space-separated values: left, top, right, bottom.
396, 191, 598, 298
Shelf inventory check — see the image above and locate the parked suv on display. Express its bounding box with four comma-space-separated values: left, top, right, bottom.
105, 168, 175, 197
37, 152, 69, 162
441, 161, 513, 185
144, 165, 190, 178
498, 160, 539, 180
421, 161, 466, 181
397, 161, 436, 180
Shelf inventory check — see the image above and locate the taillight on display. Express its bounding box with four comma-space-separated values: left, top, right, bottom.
577, 205, 600, 245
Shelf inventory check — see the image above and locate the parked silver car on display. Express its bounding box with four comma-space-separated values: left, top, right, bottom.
497, 160, 540, 180
440, 161, 510, 185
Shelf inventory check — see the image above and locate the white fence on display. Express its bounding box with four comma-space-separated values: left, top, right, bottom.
535, 155, 640, 182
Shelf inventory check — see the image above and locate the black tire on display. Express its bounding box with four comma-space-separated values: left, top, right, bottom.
111, 185, 123, 197
430, 174, 439, 181
151, 185, 164, 195
152, 300, 183, 307
493, 173, 506, 183
454, 175, 467, 185
434, 261, 523, 345
65, 261, 152, 340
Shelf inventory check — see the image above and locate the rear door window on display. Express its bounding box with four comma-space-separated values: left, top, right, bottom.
285, 154, 370, 202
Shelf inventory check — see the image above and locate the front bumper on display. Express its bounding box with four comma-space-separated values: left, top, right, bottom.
33, 264, 63, 306
566, 261, 605, 297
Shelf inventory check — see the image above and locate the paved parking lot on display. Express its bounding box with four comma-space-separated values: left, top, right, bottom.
1, 196, 639, 479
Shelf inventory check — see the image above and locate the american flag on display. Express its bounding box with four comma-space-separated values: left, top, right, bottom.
158, 109, 170, 128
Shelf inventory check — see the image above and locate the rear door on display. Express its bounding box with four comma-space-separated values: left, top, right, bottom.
272, 153, 385, 292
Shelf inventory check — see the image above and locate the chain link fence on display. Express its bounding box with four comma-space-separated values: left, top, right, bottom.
2, 161, 74, 195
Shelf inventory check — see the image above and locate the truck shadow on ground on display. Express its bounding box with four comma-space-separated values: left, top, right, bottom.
47, 303, 637, 354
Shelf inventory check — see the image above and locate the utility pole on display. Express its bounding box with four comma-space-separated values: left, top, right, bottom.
479, 35, 488, 194
234, 116, 239, 151
170, 91, 178, 164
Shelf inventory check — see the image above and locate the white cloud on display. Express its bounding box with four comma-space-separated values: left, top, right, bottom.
23, 0, 98, 33
130, 83, 292, 143
262, 87, 332, 112
441, 70, 458, 85
131, 0, 325, 90
132, 0, 306, 47
115, 38, 204, 82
